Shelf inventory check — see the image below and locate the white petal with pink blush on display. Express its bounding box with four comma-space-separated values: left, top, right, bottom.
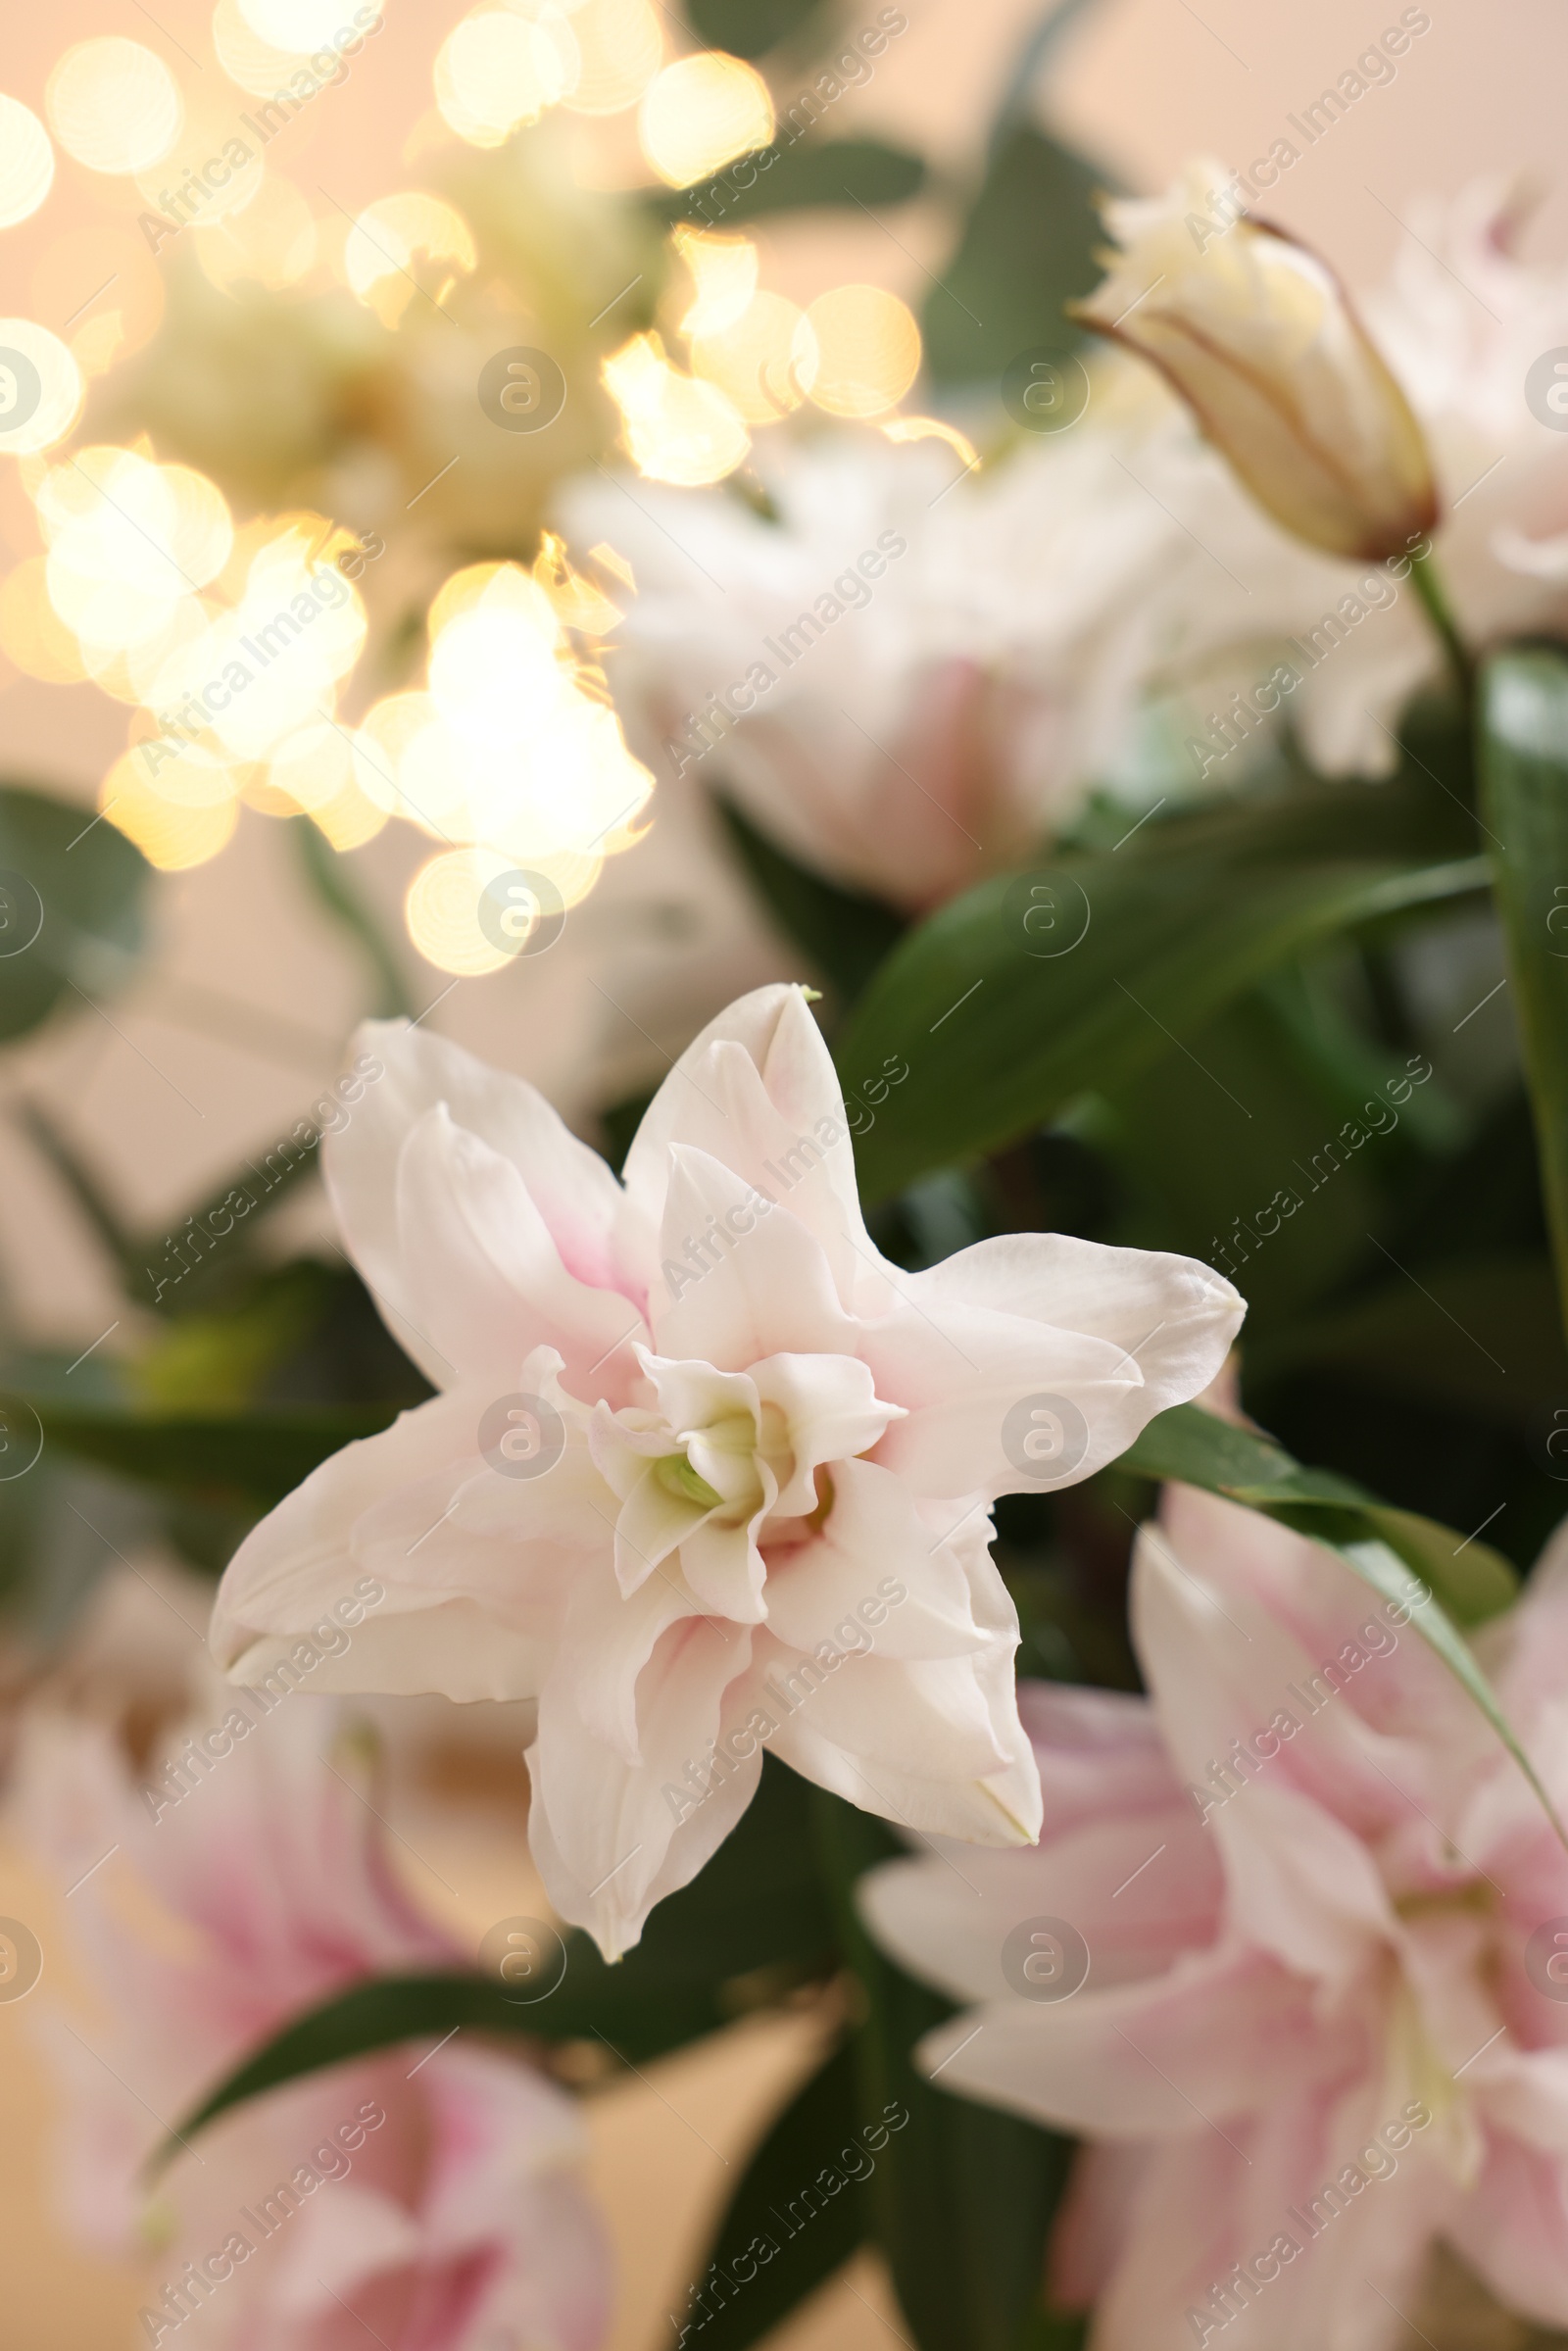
210, 984, 1244, 1957
859, 1494, 1568, 2351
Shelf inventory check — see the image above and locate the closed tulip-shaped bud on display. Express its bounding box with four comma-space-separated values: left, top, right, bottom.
1070, 160, 1439, 563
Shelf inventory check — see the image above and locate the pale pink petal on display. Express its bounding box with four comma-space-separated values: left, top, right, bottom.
526, 1616, 760, 1956
913, 1944, 1326, 2136
394, 1104, 649, 1401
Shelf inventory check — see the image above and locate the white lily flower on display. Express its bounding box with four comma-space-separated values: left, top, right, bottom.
210, 986, 1243, 1957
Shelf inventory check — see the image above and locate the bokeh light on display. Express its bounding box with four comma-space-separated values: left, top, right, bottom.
0, 558, 90, 683
353, 553, 651, 968
0, 320, 84, 457
211, 0, 311, 97
36, 446, 233, 665
603, 332, 750, 485
406, 843, 605, 975
803, 283, 922, 418
690, 291, 817, 422
560, 0, 662, 116
101, 749, 240, 869
435, 6, 580, 146
0, 96, 54, 230
639, 53, 774, 187
674, 227, 760, 340
407, 847, 523, 976
46, 40, 183, 176
342, 193, 477, 326
234, 0, 357, 52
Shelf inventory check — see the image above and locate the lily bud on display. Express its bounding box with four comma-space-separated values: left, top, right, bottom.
1069, 159, 1439, 563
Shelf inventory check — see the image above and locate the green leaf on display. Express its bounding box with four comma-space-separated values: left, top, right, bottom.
811, 1792, 1073, 2351
923, 123, 1104, 385
645, 137, 925, 229
1478, 650, 1568, 1343
2, 1396, 397, 1507
1118, 1402, 1517, 1624
676, 2041, 868, 2351
0, 783, 149, 1043
835, 778, 1487, 1201
159, 1967, 732, 2172
1114, 1404, 1568, 1859
685, 0, 827, 58
715, 798, 906, 1005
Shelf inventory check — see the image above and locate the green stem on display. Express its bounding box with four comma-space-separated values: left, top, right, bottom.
1409, 545, 1472, 710
291, 817, 414, 1020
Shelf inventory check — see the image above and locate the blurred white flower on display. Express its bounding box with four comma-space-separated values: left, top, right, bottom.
558, 431, 1173, 909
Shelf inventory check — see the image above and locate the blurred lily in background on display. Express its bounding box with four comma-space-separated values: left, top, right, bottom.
14, 1688, 610, 2351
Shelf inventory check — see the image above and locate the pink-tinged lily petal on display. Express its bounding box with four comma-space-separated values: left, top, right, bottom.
1446, 2127, 1568, 2332
652, 1148, 858, 1361
211, 1382, 592, 1704
327, 1019, 652, 1390
761, 1458, 989, 1661
622, 984, 876, 1295
751, 1353, 904, 1516
527, 1614, 759, 1956
762, 1632, 1036, 1847
862, 1799, 1219, 2010
859, 1466, 1568, 2349
915, 1942, 1328, 2135
863, 1234, 1244, 1497
1016, 1682, 1191, 1832
16, 1703, 611, 2351
213, 985, 1243, 1957
1084, 2082, 1446, 2351
393, 1104, 650, 1401
551, 1552, 698, 1763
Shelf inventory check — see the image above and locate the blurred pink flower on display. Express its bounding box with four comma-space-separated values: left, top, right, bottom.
15, 1693, 610, 2351
860, 1485, 1568, 2350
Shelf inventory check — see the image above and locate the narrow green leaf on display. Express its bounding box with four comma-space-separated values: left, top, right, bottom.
685, 0, 827, 58
1114, 1404, 1568, 1857
1478, 650, 1568, 1344
644, 137, 925, 228
1117, 1403, 1517, 1623
157, 1968, 732, 2173
714, 798, 906, 1005
0, 782, 148, 1042
673, 2041, 868, 2351
13, 1100, 137, 1268
835, 777, 1486, 1200
2, 1396, 397, 1506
